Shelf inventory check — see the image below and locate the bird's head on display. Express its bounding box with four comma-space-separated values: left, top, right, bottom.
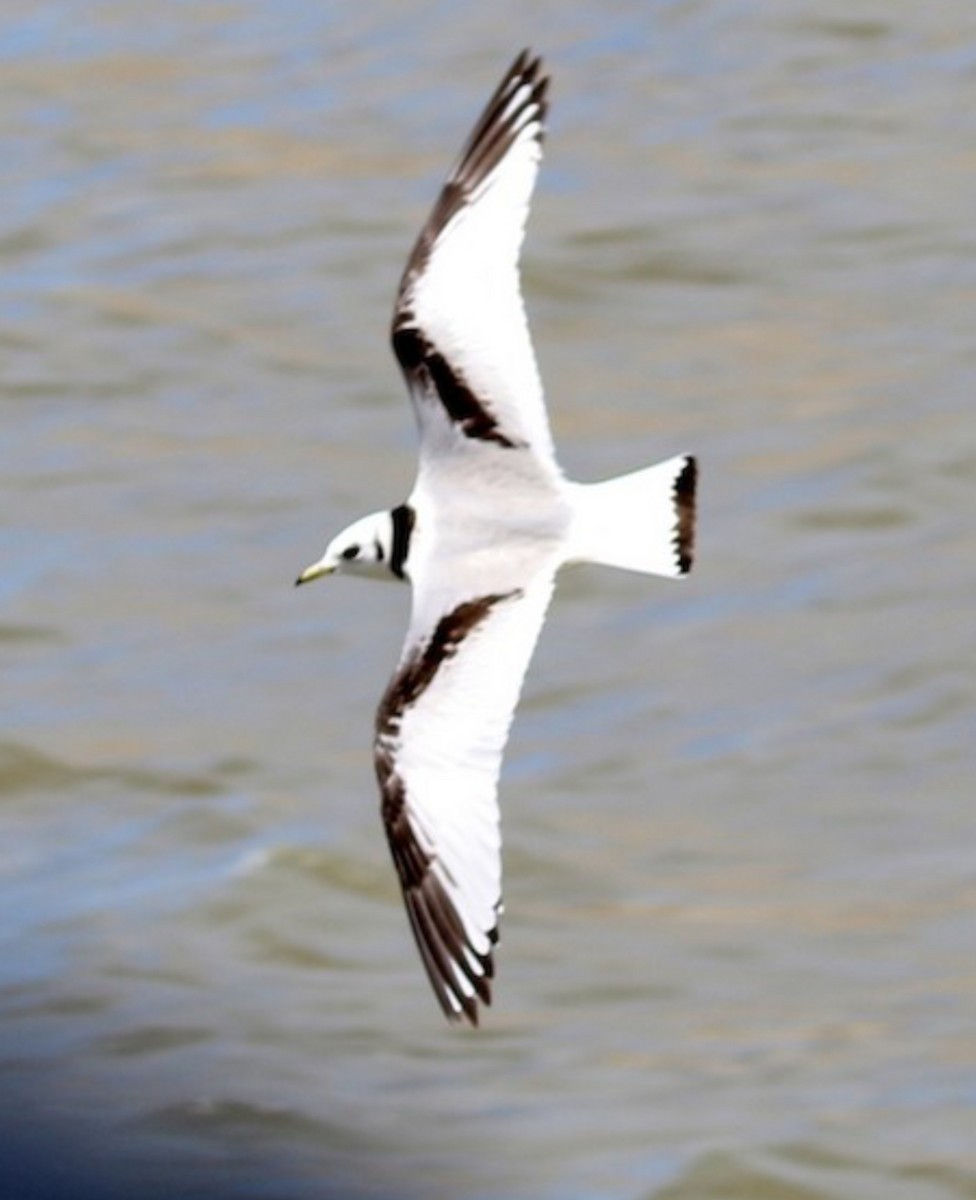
295, 510, 397, 586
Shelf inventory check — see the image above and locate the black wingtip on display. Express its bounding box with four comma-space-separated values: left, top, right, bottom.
461, 996, 480, 1028
512, 49, 549, 126
511, 47, 538, 74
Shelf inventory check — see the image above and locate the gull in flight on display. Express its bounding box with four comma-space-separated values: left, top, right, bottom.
297, 51, 697, 1025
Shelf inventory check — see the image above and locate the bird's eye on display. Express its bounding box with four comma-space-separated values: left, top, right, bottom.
341, 544, 359, 560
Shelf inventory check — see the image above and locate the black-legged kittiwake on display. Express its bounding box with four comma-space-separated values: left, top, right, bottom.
297, 51, 698, 1025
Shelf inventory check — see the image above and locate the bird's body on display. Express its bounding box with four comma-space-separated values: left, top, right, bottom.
297, 51, 697, 1024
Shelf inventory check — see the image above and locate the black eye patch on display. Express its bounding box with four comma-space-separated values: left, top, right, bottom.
341, 545, 360, 560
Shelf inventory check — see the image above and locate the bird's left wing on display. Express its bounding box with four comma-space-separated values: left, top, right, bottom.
374, 559, 557, 1024
391, 51, 560, 482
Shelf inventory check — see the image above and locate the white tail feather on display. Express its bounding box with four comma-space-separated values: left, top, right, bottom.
565, 455, 697, 578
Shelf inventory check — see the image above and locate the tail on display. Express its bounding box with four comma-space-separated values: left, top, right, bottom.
566, 455, 697, 578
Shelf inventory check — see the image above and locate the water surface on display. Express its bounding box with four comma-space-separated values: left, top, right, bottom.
2, 2, 975, 1197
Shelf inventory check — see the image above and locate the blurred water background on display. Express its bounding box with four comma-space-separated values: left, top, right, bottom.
2, 2, 975, 1197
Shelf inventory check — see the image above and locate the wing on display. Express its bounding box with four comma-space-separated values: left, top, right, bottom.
374, 560, 557, 1024
391, 50, 560, 480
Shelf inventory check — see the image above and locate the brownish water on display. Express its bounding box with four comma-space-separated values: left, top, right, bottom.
2, 3, 975, 1197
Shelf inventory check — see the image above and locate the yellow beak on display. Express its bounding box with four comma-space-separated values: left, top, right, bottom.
294, 559, 336, 587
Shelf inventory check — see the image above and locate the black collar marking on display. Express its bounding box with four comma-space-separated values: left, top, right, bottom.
389, 503, 416, 580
